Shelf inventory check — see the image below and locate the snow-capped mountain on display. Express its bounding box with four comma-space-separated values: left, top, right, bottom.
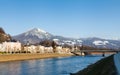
24, 28, 53, 39
13, 28, 120, 49
13, 28, 53, 44
81, 37, 120, 49
13, 28, 77, 44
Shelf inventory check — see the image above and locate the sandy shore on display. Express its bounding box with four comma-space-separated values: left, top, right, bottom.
0, 53, 73, 62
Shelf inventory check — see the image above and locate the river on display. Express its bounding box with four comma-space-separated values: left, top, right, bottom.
0, 55, 104, 75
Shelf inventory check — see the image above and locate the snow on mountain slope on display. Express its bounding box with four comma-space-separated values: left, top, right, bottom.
13, 28, 53, 44
12, 28, 120, 49
93, 40, 109, 45
24, 28, 52, 39
81, 37, 120, 49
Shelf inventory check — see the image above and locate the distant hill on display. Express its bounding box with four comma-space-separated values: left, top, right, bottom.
12, 28, 120, 49
81, 37, 120, 49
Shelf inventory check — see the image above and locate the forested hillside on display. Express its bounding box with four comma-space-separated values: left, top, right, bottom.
0, 27, 11, 43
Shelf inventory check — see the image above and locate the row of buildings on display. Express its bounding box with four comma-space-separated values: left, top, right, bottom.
0, 41, 73, 54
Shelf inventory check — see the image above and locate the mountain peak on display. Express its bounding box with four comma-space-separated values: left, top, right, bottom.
12, 28, 54, 44
24, 28, 53, 38
30, 28, 47, 33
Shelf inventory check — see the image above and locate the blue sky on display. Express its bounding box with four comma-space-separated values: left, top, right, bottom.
0, 0, 120, 39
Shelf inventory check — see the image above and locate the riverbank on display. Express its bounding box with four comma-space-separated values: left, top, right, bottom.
71, 55, 117, 75
0, 53, 74, 62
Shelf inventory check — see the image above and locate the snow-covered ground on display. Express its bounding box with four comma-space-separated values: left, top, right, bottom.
93, 40, 109, 45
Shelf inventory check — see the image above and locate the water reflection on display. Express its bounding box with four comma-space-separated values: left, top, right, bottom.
0, 56, 103, 75
0, 61, 21, 75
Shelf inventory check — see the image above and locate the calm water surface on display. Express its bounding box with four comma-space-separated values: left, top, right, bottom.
0, 55, 104, 75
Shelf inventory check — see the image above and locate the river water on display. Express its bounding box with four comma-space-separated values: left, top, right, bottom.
0, 55, 104, 75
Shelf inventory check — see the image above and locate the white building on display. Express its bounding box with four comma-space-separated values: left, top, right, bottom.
0, 41, 21, 53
